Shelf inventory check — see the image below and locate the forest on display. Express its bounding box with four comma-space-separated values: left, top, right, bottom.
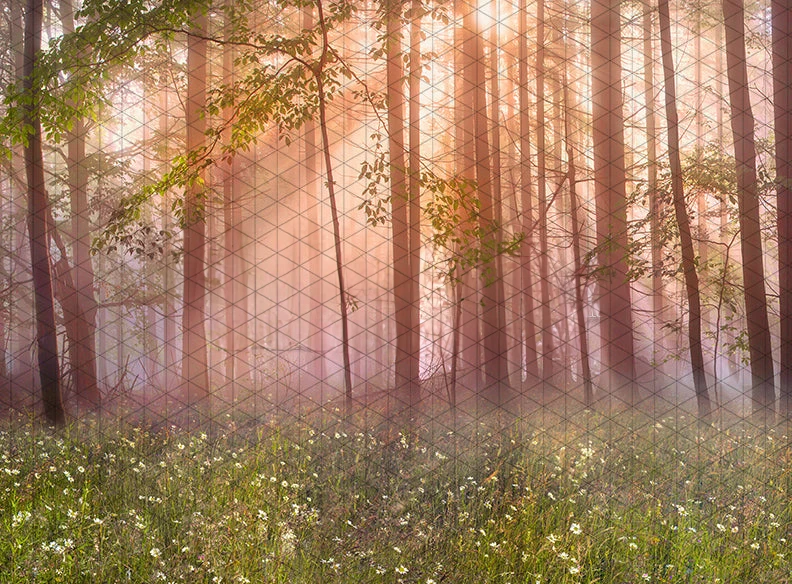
1, 0, 791, 429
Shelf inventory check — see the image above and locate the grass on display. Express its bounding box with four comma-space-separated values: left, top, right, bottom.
1, 408, 791, 583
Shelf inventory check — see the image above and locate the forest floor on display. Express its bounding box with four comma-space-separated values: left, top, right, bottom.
1, 407, 790, 583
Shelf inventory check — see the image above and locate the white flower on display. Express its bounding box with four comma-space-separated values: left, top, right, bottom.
716, 523, 727, 532
569, 566, 580, 574
150, 547, 161, 558
395, 565, 409, 575
570, 523, 582, 535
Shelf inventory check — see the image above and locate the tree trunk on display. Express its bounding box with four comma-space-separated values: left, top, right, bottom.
591, 0, 637, 406
315, 0, 353, 413
471, 10, 507, 407
182, 11, 210, 419
386, 0, 416, 415
519, 0, 539, 383
723, 0, 776, 421
452, 0, 481, 396
563, 34, 593, 409
58, 0, 101, 410
408, 0, 422, 411
302, 3, 326, 397
536, 0, 554, 384
488, 7, 510, 398
642, 0, 666, 380
658, 0, 712, 420
23, 0, 65, 426
774, 0, 792, 417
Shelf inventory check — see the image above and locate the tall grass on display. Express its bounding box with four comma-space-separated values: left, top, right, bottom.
1, 409, 790, 582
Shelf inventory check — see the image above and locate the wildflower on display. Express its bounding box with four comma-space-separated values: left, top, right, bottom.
569, 566, 580, 574
150, 547, 161, 558
570, 523, 582, 535
395, 565, 409, 575
750, 542, 760, 550
716, 524, 727, 532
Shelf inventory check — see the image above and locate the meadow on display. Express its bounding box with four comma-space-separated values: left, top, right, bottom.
1, 408, 790, 583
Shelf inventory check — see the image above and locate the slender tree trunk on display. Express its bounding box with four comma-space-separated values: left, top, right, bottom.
159, 88, 179, 391
723, 0, 776, 421
453, 0, 481, 394
774, 0, 792, 417
536, 0, 554, 383
519, 0, 539, 383
408, 0, 422, 411
488, 8, 510, 397
470, 10, 507, 407
24, 0, 65, 426
563, 33, 593, 408
315, 0, 353, 413
642, 0, 665, 377
182, 11, 210, 419
591, 0, 637, 406
658, 0, 712, 420
386, 0, 415, 415
54, 0, 101, 410
221, 8, 250, 397
302, 3, 326, 396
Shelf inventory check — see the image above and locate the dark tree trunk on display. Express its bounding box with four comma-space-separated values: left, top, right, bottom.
182, 11, 210, 419
774, 0, 792, 417
723, 0, 776, 420
386, 0, 416, 415
24, 0, 65, 426
658, 0, 712, 420
591, 0, 637, 406
315, 0, 353, 413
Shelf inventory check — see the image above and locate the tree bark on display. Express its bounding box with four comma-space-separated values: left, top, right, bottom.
658, 0, 712, 420
536, 0, 554, 384
471, 8, 508, 407
408, 0, 422, 411
315, 0, 353, 413
774, 0, 792, 417
59, 0, 101, 410
591, 0, 637, 406
386, 0, 417, 415
182, 10, 210, 419
723, 0, 776, 421
642, 0, 665, 366
24, 0, 65, 426
519, 0, 539, 383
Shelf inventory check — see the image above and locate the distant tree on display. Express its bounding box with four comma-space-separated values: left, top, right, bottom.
386, 0, 420, 416
658, 0, 712, 419
723, 0, 775, 420
774, 0, 792, 417
642, 0, 665, 357
536, 0, 554, 383
563, 49, 593, 408
518, 0, 539, 382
